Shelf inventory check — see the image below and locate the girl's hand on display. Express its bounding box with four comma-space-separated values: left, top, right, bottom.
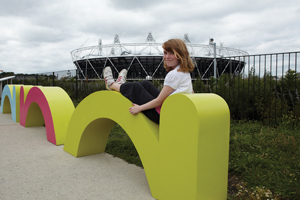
129, 103, 142, 115
128, 85, 173, 115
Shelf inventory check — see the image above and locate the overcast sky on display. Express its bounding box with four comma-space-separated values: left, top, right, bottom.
0, 0, 299, 74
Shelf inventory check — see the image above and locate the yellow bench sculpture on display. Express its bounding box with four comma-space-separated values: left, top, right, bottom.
1, 84, 230, 199
64, 91, 230, 200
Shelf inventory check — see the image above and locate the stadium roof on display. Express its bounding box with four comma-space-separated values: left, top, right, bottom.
71, 32, 249, 62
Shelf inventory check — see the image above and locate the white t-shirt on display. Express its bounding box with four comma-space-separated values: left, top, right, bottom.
155, 65, 193, 114
164, 65, 193, 95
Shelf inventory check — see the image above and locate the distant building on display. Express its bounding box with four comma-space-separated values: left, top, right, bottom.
70, 32, 248, 80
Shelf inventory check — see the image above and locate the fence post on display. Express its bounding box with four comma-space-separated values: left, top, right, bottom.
76, 69, 78, 100
53, 72, 55, 86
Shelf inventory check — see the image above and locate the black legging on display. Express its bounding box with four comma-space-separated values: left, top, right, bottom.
120, 80, 160, 124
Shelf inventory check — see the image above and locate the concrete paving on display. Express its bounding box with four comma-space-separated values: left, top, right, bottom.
0, 110, 155, 200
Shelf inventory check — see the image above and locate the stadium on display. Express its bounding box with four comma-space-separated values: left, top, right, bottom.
70, 32, 248, 80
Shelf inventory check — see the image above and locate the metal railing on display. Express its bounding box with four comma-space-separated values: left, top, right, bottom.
6, 51, 300, 126
195, 51, 300, 125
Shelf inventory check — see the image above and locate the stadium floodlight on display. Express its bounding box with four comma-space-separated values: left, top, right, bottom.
209, 38, 217, 79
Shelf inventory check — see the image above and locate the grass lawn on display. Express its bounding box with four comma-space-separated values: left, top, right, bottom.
106, 121, 300, 200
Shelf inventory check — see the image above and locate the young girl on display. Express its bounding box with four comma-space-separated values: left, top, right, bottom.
103, 38, 194, 124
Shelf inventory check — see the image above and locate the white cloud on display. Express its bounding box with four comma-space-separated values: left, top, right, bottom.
0, 0, 299, 73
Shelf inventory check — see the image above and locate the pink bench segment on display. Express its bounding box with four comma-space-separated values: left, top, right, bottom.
20, 86, 56, 145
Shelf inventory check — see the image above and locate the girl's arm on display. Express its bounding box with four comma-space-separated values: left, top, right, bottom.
129, 85, 174, 115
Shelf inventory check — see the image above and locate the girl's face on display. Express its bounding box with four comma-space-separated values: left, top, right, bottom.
163, 50, 180, 68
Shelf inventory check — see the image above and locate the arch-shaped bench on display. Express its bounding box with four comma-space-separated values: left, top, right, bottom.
0, 85, 23, 122
20, 86, 75, 145
1, 85, 14, 114
63, 91, 230, 200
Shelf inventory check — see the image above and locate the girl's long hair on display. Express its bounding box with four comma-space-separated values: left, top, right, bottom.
162, 39, 195, 73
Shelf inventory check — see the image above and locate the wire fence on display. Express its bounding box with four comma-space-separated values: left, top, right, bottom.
194, 51, 300, 125
3, 51, 300, 126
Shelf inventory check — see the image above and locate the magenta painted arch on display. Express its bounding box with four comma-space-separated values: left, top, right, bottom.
20, 86, 56, 145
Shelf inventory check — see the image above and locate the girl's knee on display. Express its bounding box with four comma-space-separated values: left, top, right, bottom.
139, 80, 152, 87
132, 82, 143, 87
130, 82, 144, 91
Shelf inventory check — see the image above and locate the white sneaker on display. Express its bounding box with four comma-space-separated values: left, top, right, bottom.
103, 67, 115, 90
116, 69, 127, 84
